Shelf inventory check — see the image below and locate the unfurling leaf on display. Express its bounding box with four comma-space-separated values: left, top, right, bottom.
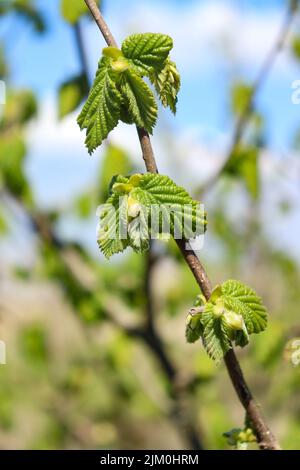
223, 427, 256, 450
77, 57, 123, 154
121, 33, 173, 74
97, 173, 206, 259
220, 280, 268, 335
201, 306, 233, 362
185, 311, 203, 343
149, 57, 180, 113
188, 280, 268, 362
120, 70, 157, 132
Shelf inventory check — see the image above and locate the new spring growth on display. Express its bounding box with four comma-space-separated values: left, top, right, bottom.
103, 46, 129, 73
112, 174, 143, 195
212, 299, 244, 331
112, 174, 143, 218
127, 195, 141, 218
185, 310, 203, 343
223, 310, 244, 331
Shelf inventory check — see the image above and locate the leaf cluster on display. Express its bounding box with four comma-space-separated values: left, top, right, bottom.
78, 33, 180, 153
186, 280, 268, 362
98, 173, 206, 258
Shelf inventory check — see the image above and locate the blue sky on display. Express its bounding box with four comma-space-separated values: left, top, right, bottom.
1, 0, 300, 260
1, 0, 299, 152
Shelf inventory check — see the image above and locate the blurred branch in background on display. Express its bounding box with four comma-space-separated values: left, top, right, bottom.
197, 0, 298, 196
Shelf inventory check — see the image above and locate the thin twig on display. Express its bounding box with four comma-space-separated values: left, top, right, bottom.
74, 22, 90, 81
83, 0, 281, 449
84, 0, 117, 47
136, 127, 158, 173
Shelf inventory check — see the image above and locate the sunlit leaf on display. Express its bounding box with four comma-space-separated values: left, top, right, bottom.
98, 173, 206, 259
121, 33, 173, 75
77, 57, 123, 153
199, 280, 268, 362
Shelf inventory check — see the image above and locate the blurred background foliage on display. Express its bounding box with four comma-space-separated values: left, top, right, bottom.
0, 0, 300, 450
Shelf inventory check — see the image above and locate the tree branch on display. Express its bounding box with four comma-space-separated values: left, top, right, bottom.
84, 0, 117, 47
83, 0, 280, 450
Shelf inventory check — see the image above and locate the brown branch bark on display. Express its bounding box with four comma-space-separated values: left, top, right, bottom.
83, 0, 281, 450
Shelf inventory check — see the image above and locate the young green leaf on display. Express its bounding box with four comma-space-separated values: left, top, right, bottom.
201, 302, 233, 362
129, 173, 206, 240
149, 57, 181, 113
224, 427, 256, 450
185, 311, 203, 343
220, 280, 268, 334
197, 280, 268, 362
120, 70, 157, 132
97, 190, 129, 259
127, 204, 150, 252
97, 173, 206, 259
77, 57, 123, 153
121, 33, 173, 75
78, 32, 180, 152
